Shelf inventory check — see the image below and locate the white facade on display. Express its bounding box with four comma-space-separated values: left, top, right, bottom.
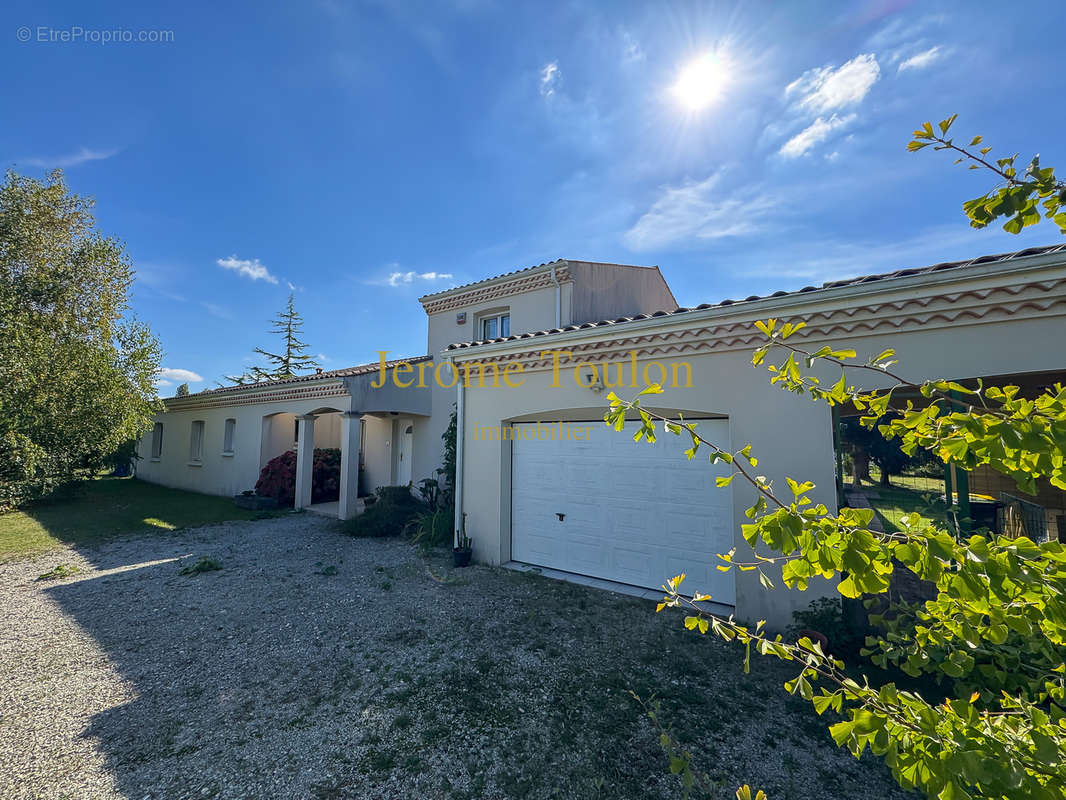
446, 247, 1066, 627
138, 246, 1066, 627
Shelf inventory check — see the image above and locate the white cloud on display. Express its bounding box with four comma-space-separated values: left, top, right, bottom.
157, 367, 203, 384
386, 270, 454, 287
779, 113, 856, 158
623, 172, 780, 251
867, 15, 946, 64
620, 32, 645, 63
786, 54, 880, 113
24, 146, 119, 169
216, 255, 278, 283
897, 46, 943, 72
201, 302, 233, 320
539, 61, 560, 97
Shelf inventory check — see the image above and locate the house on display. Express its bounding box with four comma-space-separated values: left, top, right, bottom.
139, 245, 1066, 627
444, 245, 1066, 626
135, 260, 677, 521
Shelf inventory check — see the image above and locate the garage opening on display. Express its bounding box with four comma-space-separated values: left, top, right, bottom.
509, 418, 736, 606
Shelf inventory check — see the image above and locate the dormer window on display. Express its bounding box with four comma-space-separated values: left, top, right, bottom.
480, 312, 510, 339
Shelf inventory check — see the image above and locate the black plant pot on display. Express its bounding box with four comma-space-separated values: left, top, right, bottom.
453, 547, 472, 568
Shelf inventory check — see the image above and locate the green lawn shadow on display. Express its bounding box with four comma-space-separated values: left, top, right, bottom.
0, 476, 279, 563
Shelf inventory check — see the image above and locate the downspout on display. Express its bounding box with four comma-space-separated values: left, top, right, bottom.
550, 265, 561, 328
449, 356, 465, 548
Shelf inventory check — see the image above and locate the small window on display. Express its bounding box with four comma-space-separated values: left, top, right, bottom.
223, 418, 236, 454
189, 420, 205, 463
480, 312, 510, 339
150, 422, 163, 459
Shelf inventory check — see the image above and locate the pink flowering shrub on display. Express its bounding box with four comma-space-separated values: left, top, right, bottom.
255, 448, 341, 505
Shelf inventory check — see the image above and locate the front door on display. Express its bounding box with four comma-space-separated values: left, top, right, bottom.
397, 422, 413, 486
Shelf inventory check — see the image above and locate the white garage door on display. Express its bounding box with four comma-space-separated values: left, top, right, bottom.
511, 419, 736, 605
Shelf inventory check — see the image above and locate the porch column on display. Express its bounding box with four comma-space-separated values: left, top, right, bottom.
338, 411, 362, 520
294, 414, 316, 509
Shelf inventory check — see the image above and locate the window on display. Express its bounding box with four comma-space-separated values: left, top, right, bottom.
189, 420, 205, 464
150, 422, 163, 460
223, 418, 236, 455
479, 312, 510, 339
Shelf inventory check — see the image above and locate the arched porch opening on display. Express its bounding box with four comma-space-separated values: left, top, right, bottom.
258, 408, 348, 514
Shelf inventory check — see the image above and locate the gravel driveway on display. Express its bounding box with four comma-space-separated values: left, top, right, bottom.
0, 514, 912, 799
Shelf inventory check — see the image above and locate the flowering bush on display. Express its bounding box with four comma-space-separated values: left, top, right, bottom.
254, 448, 341, 505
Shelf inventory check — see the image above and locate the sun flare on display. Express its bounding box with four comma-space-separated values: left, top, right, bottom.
671, 53, 729, 111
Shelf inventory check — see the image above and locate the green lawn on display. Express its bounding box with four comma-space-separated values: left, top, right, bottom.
0, 476, 276, 561
866, 484, 951, 533
845, 470, 951, 534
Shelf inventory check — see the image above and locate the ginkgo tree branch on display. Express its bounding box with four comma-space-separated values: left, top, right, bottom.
606, 316, 1066, 799
910, 114, 1066, 235
655, 576, 1063, 786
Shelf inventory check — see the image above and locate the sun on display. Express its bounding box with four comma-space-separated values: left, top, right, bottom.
670, 53, 729, 112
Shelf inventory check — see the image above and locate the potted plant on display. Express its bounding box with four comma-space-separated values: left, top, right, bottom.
453, 512, 472, 567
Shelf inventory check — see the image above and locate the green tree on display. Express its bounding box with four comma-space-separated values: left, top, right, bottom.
0, 169, 161, 510
841, 414, 915, 488
175, 382, 190, 397
225, 293, 320, 384
612, 117, 1066, 800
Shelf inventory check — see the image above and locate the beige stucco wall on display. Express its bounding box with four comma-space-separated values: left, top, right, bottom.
411, 282, 575, 494
453, 252, 1066, 628
360, 414, 394, 494
413, 262, 679, 490
568, 261, 677, 322
137, 391, 352, 498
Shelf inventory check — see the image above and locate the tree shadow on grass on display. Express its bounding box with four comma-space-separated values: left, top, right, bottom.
7, 476, 276, 570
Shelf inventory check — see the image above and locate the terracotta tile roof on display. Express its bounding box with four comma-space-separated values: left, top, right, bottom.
165, 355, 432, 402
443, 244, 1066, 352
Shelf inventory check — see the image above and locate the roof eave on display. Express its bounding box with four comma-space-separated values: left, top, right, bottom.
418, 259, 570, 305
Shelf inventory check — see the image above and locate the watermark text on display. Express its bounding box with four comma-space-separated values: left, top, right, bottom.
17, 26, 175, 44
369, 350, 693, 390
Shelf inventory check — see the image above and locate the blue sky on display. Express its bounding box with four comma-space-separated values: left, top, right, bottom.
4, 0, 1064, 392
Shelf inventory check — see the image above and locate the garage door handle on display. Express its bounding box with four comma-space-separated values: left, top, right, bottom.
556, 513, 565, 521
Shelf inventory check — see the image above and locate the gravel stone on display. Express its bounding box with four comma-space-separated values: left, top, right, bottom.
0, 514, 914, 799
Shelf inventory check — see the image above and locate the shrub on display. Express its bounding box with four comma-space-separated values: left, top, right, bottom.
345, 484, 425, 538
375, 484, 416, 506
405, 505, 455, 550
254, 448, 341, 506
786, 596, 864, 656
